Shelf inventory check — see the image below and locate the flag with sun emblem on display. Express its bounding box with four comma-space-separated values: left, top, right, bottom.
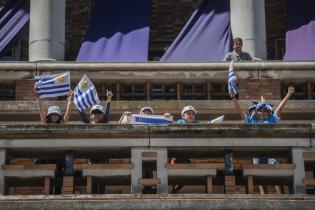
34, 72, 71, 98
74, 75, 100, 112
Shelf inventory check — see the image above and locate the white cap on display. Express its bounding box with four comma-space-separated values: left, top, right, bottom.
140, 106, 154, 114
90, 104, 105, 114
181, 105, 197, 115
46, 106, 62, 117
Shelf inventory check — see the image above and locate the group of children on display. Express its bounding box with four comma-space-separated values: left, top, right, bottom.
35, 83, 294, 124
34, 83, 295, 125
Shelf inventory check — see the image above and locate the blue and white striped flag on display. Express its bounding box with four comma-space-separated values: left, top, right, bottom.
34, 72, 71, 98
74, 75, 100, 112
228, 64, 239, 96
131, 114, 173, 124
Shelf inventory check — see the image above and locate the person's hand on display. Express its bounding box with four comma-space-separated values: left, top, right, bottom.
230, 92, 236, 99
287, 86, 295, 96
106, 90, 113, 101
67, 90, 74, 101
229, 60, 234, 69
124, 111, 132, 116
164, 113, 171, 118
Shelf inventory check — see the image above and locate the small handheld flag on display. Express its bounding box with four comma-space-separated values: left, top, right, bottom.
209, 115, 225, 124
74, 75, 100, 112
34, 72, 71, 98
228, 62, 239, 98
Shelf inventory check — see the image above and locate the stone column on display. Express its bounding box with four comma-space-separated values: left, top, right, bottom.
230, 0, 267, 59
292, 147, 306, 194
29, 0, 65, 61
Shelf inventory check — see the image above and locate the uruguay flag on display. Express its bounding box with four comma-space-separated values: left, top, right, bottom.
74, 75, 100, 112
228, 63, 239, 97
131, 114, 173, 124
34, 72, 71, 98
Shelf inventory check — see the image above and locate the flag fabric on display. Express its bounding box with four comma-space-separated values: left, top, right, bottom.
129, 114, 173, 124
228, 64, 239, 97
209, 115, 225, 124
74, 75, 100, 112
34, 72, 71, 98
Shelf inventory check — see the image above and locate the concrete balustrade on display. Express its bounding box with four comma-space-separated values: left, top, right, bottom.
0, 123, 314, 196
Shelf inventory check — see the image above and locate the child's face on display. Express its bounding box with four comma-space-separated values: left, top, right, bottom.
140, 110, 152, 115
50, 113, 61, 123
90, 111, 103, 124
181, 111, 196, 123
254, 108, 270, 120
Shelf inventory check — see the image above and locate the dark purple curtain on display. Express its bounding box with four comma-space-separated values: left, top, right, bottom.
160, 0, 232, 62
76, 0, 151, 62
0, 0, 29, 57
284, 0, 315, 61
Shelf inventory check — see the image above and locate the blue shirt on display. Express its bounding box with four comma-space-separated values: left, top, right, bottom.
244, 113, 279, 124
177, 119, 200, 124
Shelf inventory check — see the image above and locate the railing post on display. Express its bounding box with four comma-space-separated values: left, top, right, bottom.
131, 148, 168, 195
292, 147, 306, 194
156, 148, 168, 195
131, 148, 143, 194
0, 149, 6, 195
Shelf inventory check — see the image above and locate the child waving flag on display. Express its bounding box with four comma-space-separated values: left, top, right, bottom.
74, 75, 100, 112
74, 75, 112, 124
34, 72, 71, 98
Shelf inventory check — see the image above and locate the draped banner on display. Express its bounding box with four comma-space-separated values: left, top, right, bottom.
0, 0, 29, 57
76, 0, 151, 62
161, 0, 232, 62
284, 0, 315, 61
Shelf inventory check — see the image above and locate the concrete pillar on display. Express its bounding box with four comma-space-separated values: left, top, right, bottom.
131, 148, 143, 194
292, 147, 306, 194
230, 0, 267, 59
29, 0, 65, 61
0, 149, 6, 195
131, 148, 169, 195
156, 148, 168, 195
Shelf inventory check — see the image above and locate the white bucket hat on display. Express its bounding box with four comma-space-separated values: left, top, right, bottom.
90, 104, 105, 114
181, 105, 197, 115
140, 106, 154, 114
46, 106, 62, 117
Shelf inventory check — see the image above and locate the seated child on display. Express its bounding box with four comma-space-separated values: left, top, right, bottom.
231, 86, 295, 124
34, 86, 74, 124
79, 90, 113, 124
177, 105, 199, 124
119, 106, 171, 124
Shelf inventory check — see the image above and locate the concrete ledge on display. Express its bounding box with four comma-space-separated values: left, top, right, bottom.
1, 100, 315, 115
0, 194, 315, 210
1, 61, 315, 81
0, 124, 311, 139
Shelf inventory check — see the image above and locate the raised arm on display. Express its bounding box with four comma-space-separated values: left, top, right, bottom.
275, 86, 294, 117
34, 86, 46, 124
103, 90, 113, 123
231, 95, 246, 121
63, 91, 74, 124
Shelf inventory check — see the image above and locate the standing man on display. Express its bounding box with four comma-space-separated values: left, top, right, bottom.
223, 38, 253, 61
